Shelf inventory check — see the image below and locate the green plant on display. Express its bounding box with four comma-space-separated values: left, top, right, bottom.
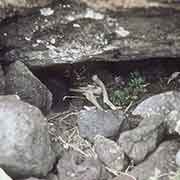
110, 71, 147, 106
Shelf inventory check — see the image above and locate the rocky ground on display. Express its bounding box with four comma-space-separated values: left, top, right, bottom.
0, 0, 180, 180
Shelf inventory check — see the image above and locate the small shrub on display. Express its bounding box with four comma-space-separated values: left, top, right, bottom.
110, 71, 147, 106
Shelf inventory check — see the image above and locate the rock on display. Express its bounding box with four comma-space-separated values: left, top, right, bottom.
47, 173, 58, 180
57, 150, 102, 180
1, 2, 180, 66
0, 168, 12, 180
3, 17, 111, 67
77, 109, 128, 142
133, 91, 180, 117
130, 140, 179, 180
5, 61, 52, 114
118, 115, 165, 164
80, 0, 158, 10
176, 150, 180, 167
0, 0, 52, 8
94, 135, 128, 171
133, 91, 180, 134
114, 140, 180, 180
0, 65, 5, 95
17, 178, 46, 180
0, 95, 55, 178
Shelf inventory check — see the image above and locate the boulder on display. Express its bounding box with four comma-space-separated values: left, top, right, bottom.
94, 135, 128, 171
1, 1, 180, 67
133, 91, 180, 134
57, 150, 102, 180
0, 95, 55, 178
113, 140, 180, 180
5, 61, 52, 114
77, 109, 128, 142
118, 115, 165, 164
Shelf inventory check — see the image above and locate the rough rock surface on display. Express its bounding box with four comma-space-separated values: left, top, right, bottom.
118, 115, 165, 164
5, 61, 52, 114
1, 0, 180, 67
0, 95, 55, 178
94, 135, 128, 171
57, 150, 102, 180
113, 140, 180, 180
0, 0, 52, 8
133, 91, 180, 134
77, 109, 127, 141
0, 168, 12, 180
80, 0, 159, 10
0, 65, 5, 95
0, 0, 53, 23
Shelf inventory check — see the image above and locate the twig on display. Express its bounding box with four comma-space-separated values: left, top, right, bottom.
47, 112, 78, 121
105, 166, 137, 180
63, 95, 86, 101
57, 135, 90, 157
124, 101, 133, 113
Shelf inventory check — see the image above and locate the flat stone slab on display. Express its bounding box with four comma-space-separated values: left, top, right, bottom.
1, 1, 180, 67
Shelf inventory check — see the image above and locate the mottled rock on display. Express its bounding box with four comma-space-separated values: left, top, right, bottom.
94, 135, 128, 171
0, 168, 12, 180
133, 91, 180, 117
118, 115, 165, 164
5, 61, 52, 113
0, 95, 55, 178
4, 18, 111, 67
0, 65, 5, 95
1, 2, 180, 67
133, 91, 180, 134
130, 140, 179, 180
113, 140, 180, 180
57, 150, 102, 180
80, 0, 158, 10
77, 109, 127, 142
0, 0, 52, 8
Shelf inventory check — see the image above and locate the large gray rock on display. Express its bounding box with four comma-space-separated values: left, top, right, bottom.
118, 115, 165, 164
1, 1, 180, 67
94, 135, 128, 171
77, 109, 128, 142
2, 17, 110, 67
0, 65, 5, 95
133, 91, 180, 117
133, 91, 180, 134
5, 61, 52, 114
113, 140, 180, 180
57, 150, 102, 180
0, 95, 55, 178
